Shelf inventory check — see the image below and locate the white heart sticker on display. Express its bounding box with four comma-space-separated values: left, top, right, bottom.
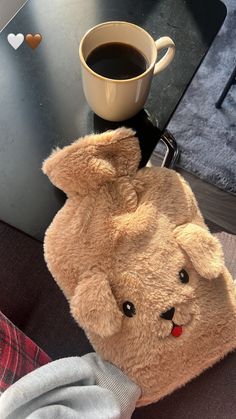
7, 33, 24, 50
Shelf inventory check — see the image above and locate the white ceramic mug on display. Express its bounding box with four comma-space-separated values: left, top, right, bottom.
79, 21, 175, 121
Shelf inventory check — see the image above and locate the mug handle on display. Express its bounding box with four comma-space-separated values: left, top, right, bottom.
154, 36, 175, 76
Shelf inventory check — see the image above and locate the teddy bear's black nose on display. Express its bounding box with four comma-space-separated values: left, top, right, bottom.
160, 307, 175, 320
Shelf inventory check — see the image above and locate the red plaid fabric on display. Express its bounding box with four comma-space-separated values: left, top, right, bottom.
0, 311, 51, 392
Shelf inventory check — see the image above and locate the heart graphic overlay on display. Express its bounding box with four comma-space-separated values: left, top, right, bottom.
25, 34, 42, 50
7, 33, 24, 50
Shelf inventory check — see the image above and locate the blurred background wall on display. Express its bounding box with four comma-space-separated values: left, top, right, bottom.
0, 0, 28, 31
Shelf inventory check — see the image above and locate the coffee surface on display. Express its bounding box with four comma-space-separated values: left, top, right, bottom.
86, 42, 147, 80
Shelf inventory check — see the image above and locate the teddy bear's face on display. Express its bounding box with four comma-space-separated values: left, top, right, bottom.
71, 224, 230, 406
111, 237, 197, 342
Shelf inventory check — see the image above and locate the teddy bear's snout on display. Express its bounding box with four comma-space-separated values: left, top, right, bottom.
160, 307, 175, 321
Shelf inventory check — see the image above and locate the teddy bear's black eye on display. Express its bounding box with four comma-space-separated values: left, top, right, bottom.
179, 269, 189, 284
123, 301, 136, 317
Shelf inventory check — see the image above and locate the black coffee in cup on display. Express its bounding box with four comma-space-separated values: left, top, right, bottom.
86, 42, 147, 80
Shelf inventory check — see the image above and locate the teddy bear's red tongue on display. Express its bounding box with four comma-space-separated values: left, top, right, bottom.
171, 324, 183, 337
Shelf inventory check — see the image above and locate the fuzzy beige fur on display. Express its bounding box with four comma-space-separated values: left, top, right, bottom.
43, 128, 236, 406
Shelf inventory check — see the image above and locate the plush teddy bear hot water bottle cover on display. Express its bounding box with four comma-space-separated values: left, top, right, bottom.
43, 128, 236, 407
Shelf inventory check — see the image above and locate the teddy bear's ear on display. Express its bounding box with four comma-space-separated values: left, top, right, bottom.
174, 223, 224, 279
70, 272, 123, 338
42, 127, 140, 195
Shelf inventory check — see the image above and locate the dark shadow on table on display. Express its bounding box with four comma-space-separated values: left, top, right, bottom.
186, 0, 227, 44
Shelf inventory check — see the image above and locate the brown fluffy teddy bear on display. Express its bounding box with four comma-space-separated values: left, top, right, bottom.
42, 127, 236, 406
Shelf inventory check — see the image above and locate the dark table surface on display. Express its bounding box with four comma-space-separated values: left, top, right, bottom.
0, 0, 226, 241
